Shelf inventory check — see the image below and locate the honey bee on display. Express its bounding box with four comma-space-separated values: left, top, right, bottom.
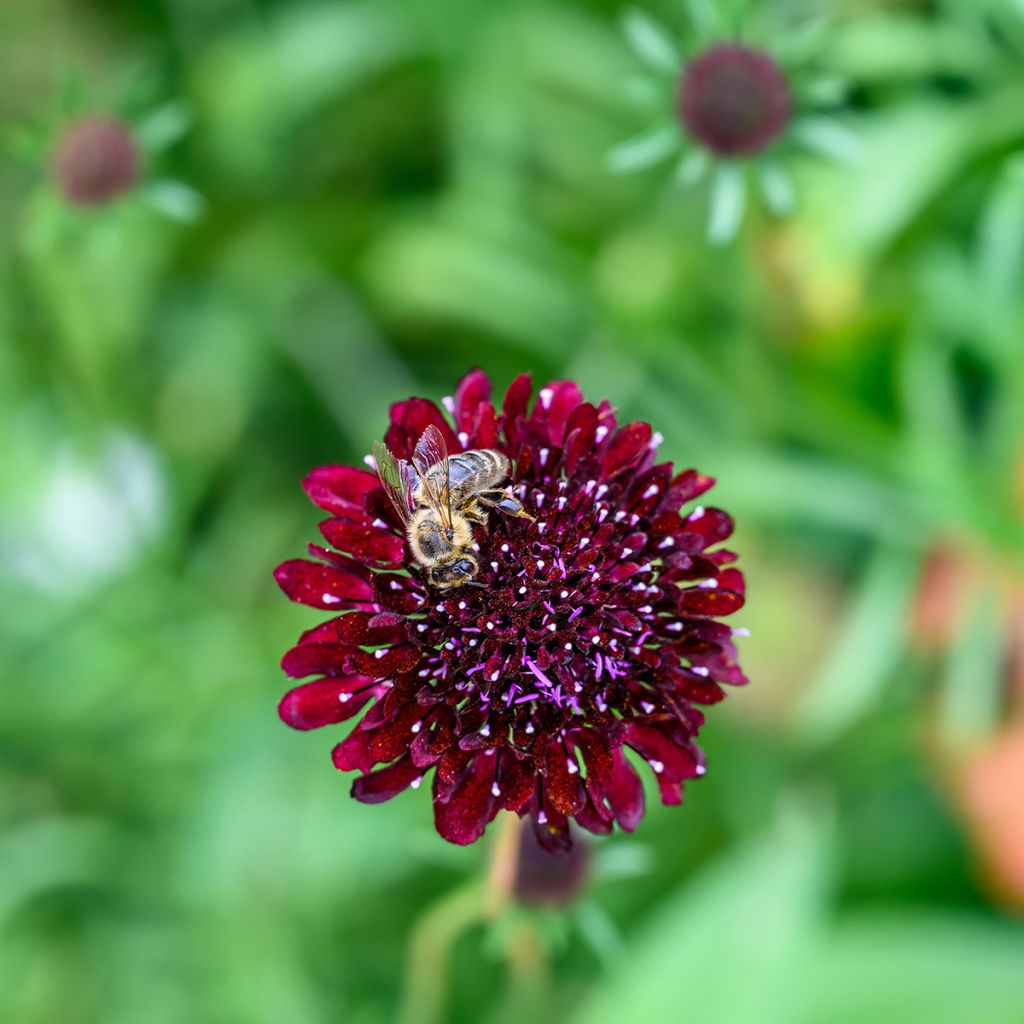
372, 425, 533, 590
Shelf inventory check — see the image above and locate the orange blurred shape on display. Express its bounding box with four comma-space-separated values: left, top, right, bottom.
908, 543, 980, 655
955, 727, 1024, 914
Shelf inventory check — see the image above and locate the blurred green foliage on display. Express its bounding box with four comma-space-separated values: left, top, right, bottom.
2, 1, 1024, 1022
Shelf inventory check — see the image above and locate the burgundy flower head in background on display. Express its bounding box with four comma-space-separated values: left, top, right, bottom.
679, 44, 792, 158
52, 115, 141, 207
274, 372, 747, 851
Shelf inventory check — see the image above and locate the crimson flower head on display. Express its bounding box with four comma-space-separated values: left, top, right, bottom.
274, 372, 747, 851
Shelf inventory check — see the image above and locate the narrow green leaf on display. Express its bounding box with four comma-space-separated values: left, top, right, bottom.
606, 126, 679, 174
707, 163, 747, 244
621, 9, 681, 75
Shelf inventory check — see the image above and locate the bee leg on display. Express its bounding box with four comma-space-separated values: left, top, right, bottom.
460, 498, 491, 533
477, 489, 535, 521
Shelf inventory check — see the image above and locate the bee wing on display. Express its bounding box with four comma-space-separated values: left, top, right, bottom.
371, 440, 415, 525
411, 425, 453, 530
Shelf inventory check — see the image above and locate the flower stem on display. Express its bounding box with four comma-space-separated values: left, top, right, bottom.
397, 812, 525, 1024
397, 881, 486, 1024
485, 810, 525, 917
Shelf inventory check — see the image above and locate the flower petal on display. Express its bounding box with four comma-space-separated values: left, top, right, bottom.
281, 642, 359, 678
385, 398, 458, 459
274, 559, 375, 609
502, 373, 533, 447
351, 754, 423, 804
433, 752, 500, 846
677, 587, 745, 616
533, 380, 584, 446
319, 520, 405, 565
302, 465, 378, 516
604, 421, 653, 479
350, 644, 422, 678
605, 749, 645, 832
544, 738, 586, 816
454, 369, 493, 434
278, 677, 375, 730
624, 721, 700, 782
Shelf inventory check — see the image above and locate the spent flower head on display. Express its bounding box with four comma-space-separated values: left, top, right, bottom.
14, 85, 203, 223
609, 3, 860, 243
52, 116, 140, 206
274, 372, 747, 851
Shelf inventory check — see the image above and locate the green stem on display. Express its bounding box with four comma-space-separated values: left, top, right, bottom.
397, 881, 487, 1024
397, 812, 525, 1024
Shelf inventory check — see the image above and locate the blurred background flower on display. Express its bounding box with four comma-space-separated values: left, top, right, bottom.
609, 2, 859, 242
2, 2, 1024, 1023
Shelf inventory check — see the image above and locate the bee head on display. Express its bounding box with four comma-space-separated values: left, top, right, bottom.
428, 554, 479, 590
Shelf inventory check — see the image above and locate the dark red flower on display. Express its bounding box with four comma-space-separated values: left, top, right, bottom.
679, 44, 792, 157
52, 116, 140, 207
274, 372, 747, 851
515, 823, 590, 907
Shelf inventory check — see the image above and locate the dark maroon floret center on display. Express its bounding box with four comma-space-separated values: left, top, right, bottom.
678, 44, 792, 158
53, 116, 140, 207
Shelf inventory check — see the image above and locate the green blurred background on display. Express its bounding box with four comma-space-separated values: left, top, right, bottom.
3, 1, 1024, 1022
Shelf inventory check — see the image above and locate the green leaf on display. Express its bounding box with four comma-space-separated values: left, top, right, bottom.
621, 9, 682, 75
606, 126, 679, 174
707, 163, 747, 244
573, 803, 834, 1024
791, 546, 920, 745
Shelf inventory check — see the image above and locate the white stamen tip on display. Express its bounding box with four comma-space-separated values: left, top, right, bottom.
650, 759, 664, 774
539, 387, 553, 409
